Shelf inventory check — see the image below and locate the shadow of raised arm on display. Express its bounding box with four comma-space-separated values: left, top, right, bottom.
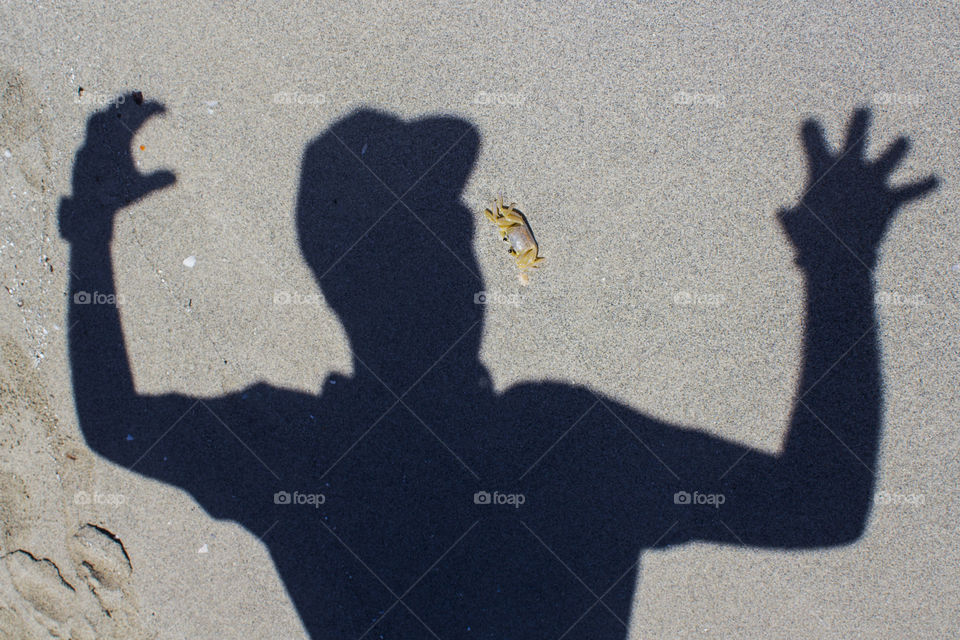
667, 108, 939, 547
60, 95, 178, 458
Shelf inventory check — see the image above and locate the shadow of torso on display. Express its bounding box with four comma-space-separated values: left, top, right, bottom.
125, 372, 727, 638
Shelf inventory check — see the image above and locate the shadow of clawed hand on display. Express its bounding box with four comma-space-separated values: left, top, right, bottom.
59, 95, 176, 243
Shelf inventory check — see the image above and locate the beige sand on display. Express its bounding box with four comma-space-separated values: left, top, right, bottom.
1, 1, 958, 637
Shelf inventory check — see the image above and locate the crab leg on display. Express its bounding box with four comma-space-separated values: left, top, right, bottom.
515, 248, 545, 269
498, 211, 526, 226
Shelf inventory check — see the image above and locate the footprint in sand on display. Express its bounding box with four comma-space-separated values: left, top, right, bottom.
1, 525, 151, 640
0, 64, 52, 193
0, 340, 154, 639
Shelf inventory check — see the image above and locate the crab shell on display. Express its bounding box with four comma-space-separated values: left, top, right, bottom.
505, 222, 538, 261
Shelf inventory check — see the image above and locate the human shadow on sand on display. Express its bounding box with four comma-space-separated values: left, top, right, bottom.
60, 98, 938, 638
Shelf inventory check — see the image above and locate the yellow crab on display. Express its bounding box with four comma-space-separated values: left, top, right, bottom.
483, 197, 545, 280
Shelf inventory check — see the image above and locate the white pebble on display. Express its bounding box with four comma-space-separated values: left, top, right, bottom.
183, 255, 197, 268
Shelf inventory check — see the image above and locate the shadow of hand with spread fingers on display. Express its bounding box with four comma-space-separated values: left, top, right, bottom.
61, 99, 937, 638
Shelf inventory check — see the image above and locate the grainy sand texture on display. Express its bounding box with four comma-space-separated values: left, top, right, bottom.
1, 1, 958, 638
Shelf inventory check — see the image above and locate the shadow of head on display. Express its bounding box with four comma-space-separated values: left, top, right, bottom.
295, 109, 483, 385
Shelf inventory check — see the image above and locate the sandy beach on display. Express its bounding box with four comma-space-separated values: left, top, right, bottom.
1, 1, 958, 637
